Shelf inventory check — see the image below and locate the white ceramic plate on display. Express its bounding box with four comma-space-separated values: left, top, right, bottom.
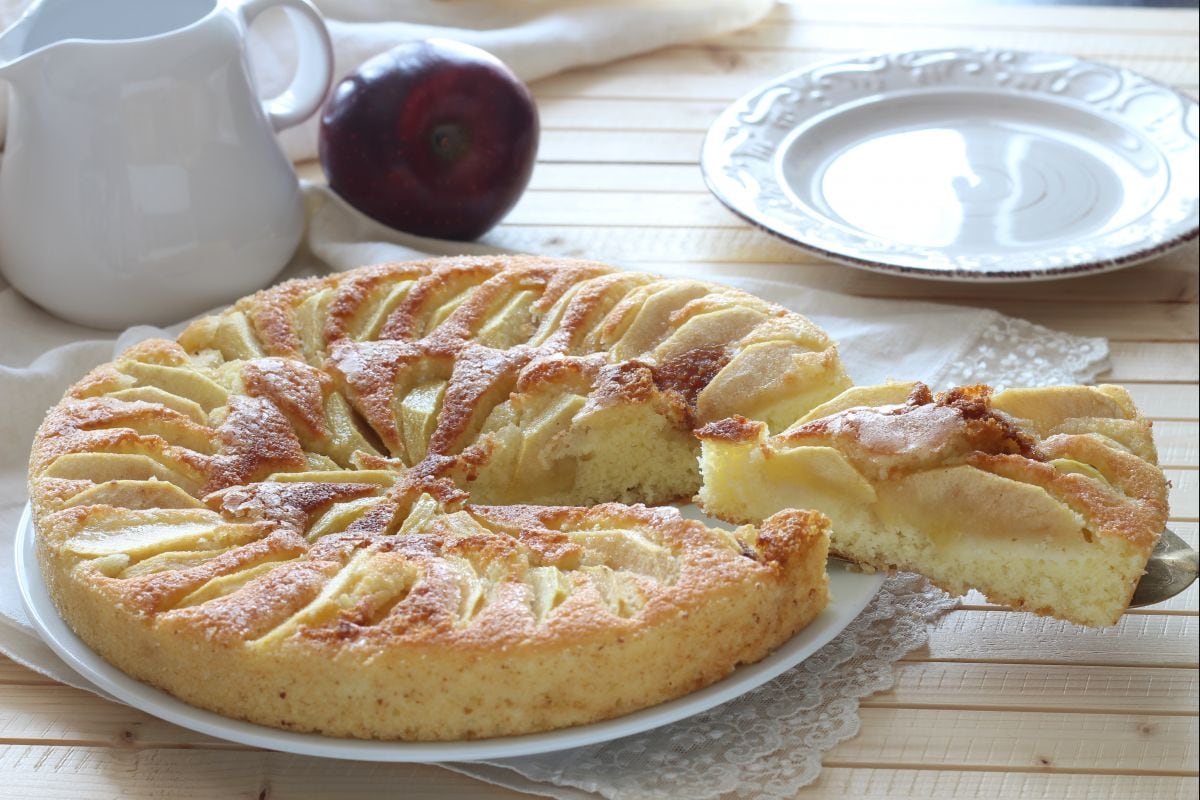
15, 502, 883, 762
701, 48, 1199, 281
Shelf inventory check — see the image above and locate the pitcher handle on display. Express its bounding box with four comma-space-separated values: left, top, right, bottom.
239, 0, 334, 132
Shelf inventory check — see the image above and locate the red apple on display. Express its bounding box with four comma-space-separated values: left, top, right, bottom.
319, 39, 539, 241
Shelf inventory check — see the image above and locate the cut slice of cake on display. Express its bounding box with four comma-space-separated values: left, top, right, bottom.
697, 382, 1169, 627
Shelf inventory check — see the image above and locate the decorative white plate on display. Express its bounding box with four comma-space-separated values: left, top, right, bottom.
701, 48, 1199, 281
15, 502, 883, 762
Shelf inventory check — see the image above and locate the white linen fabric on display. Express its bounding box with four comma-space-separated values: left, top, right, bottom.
0, 183, 1108, 798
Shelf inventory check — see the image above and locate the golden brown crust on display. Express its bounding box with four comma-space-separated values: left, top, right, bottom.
783, 383, 1035, 458
245, 276, 329, 358
241, 358, 332, 443
695, 414, 767, 443
29, 256, 842, 740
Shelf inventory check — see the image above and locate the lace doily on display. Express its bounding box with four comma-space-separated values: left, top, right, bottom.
450, 316, 1111, 800
940, 313, 1110, 390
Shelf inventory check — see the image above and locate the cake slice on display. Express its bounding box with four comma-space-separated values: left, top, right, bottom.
697, 382, 1169, 627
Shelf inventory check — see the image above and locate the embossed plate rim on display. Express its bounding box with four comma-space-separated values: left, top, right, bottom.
15, 501, 884, 762
701, 47, 1200, 282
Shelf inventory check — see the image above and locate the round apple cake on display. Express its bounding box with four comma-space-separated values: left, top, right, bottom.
29, 256, 848, 740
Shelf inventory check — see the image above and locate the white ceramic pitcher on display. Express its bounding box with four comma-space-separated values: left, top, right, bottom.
0, 0, 333, 328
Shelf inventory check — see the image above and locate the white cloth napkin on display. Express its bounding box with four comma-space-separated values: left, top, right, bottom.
2, 0, 773, 160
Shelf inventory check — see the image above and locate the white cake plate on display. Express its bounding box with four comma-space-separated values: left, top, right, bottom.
701, 47, 1199, 281
15, 502, 883, 762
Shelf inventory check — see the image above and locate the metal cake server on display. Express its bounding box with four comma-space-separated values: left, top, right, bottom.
1128, 529, 1199, 608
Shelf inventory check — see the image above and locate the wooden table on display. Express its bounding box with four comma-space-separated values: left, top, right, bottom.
3, 2, 1197, 797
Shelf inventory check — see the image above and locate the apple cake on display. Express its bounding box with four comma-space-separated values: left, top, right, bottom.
29, 256, 844, 740
697, 381, 1169, 627
30, 255, 1170, 738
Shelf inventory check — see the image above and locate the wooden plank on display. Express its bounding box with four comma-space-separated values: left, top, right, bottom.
0, 746, 522, 800
0, 657, 55, 687
6, 746, 1190, 800
1123, 384, 1200, 421
1166, 520, 1195, 551
0, 693, 1194, 775
507, 188, 734, 224
895, 300, 1197, 342
538, 129, 704, 164
532, 48, 1199, 100
826, 707, 1197, 773
1167, 469, 1197, 520
538, 98, 732, 133
1152, 421, 1198, 468
1104, 343, 1198, 383
869, 662, 1199, 715
0, 685, 222, 749
801, 767, 1197, 800
1166, 520, 1198, 549
727, 20, 1200, 58
769, 2, 1200, 35
913, 610, 1199, 668
0, 659, 56, 686
530, 160, 706, 192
